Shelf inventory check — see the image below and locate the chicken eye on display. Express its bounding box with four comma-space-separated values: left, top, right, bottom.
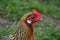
31, 16, 35, 19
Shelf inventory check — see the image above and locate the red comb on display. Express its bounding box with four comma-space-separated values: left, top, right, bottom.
32, 9, 41, 19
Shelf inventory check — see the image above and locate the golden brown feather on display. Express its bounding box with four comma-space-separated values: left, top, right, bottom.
0, 13, 35, 40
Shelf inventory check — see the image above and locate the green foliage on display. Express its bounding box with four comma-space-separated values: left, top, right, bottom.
0, 0, 60, 20
34, 20, 60, 40
0, 24, 17, 36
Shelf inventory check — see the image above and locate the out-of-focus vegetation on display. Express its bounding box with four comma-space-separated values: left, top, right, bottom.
0, 24, 17, 36
0, 0, 60, 20
0, 0, 60, 40
34, 20, 60, 40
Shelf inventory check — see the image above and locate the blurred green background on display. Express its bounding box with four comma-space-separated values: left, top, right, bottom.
0, 0, 60, 40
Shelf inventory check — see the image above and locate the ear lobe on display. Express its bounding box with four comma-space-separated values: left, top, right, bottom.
26, 20, 32, 24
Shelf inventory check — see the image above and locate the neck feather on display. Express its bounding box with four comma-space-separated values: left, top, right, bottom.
12, 13, 34, 40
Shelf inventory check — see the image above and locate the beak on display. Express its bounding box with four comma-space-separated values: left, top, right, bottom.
38, 17, 43, 21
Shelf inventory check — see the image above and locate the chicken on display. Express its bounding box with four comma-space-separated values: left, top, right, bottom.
0, 9, 41, 40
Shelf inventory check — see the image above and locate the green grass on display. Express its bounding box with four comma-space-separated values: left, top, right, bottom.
34, 20, 60, 40
0, 0, 60, 20
0, 24, 17, 36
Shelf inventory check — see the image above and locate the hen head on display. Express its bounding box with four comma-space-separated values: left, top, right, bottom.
26, 9, 41, 24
